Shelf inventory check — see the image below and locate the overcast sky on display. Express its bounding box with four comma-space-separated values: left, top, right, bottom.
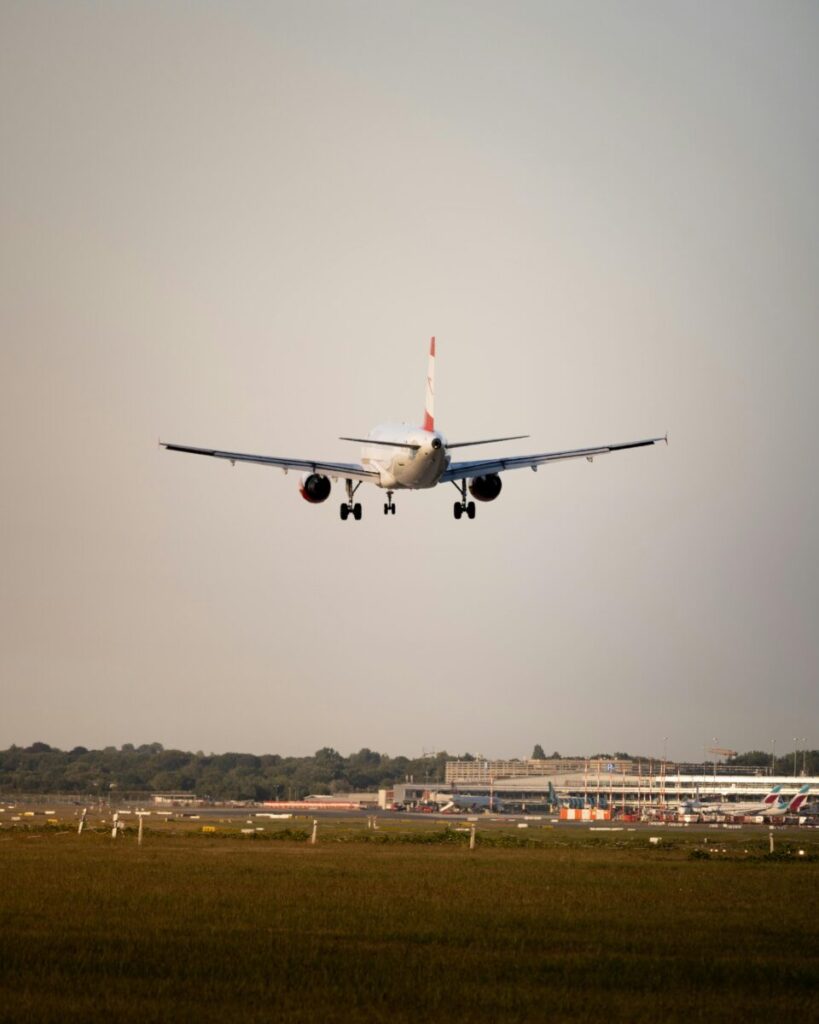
2, 1, 817, 763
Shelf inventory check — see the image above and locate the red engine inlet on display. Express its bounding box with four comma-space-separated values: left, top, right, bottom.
299, 473, 332, 504
468, 474, 502, 502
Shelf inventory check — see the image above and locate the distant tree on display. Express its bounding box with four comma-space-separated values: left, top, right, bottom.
151, 771, 185, 791
728, 750, 770, 768
531, 744, 546, 760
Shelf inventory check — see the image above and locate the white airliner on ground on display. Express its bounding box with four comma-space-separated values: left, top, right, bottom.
162, 339, 665, 520
700, 784, 811, 819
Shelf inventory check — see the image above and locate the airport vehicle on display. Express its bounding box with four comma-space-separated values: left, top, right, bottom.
162, 338, 665, 521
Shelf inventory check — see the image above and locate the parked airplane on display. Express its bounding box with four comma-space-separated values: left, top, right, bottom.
436, 794, 505, 813
760, 784, 811, 818
162, 339, 665, 521
700, 784, 810, 818
697, 785, 782, 817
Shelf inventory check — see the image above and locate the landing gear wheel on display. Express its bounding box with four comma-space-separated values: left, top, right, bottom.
341, 479, 362, 522
453, 502, 462, 520
466, 501, 476, 520
384, 504, 390, 515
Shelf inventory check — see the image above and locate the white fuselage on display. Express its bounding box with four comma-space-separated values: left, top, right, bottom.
361, 424, 450, 490
703, 797, 783, 817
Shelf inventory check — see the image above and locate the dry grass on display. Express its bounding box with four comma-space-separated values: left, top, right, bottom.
0, 829, 817, 1023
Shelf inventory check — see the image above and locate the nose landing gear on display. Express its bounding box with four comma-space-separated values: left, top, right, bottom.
340, 479, 363, 521
383, 491, 396, 515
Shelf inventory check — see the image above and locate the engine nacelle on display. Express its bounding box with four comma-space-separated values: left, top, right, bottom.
299, 473, 332, 504
468, 474, 502, 502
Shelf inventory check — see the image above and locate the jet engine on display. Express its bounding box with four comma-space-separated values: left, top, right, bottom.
468, 474, 502, 502
299, 473, 332, 504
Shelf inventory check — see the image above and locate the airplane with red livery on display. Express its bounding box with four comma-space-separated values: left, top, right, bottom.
162, 338, 665, 521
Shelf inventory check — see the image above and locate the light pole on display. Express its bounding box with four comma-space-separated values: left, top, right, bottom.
771, 739, 776, 776
801, 739, 807, 777
793, 738, 798, 778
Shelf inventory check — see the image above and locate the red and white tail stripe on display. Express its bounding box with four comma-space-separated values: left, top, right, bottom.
423, 336, 435, 432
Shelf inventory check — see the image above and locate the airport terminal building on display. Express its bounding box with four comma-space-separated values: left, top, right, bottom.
387, 757, 817, 813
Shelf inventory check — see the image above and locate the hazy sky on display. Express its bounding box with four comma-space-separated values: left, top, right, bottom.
2, 1, 817, 763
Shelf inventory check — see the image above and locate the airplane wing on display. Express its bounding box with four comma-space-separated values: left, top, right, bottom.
439, 436, 666, 483
160, 442, 379, 483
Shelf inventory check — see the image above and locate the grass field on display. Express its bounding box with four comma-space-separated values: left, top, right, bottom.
1, 825, 817, 1023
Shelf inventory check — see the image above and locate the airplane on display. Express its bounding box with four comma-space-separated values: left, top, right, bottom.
696, 785, 783, 817
161, 338, 665, 521
435, 794, 505, 813
699, 785, 810, 819
759, 784, 811, 819
795, 798, 819, 818
667, 782, 782, 815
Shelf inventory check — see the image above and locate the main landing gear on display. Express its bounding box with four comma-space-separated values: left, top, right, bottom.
452, 481, 476, 520
340, 479, 362, 521
383, 491, 396, 515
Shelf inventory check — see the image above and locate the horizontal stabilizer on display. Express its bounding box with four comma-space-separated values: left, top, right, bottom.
339, 436, 421, 450
447, 434, 529, 449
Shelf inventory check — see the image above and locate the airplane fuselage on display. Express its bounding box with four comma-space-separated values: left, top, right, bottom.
361, 425, 450, 490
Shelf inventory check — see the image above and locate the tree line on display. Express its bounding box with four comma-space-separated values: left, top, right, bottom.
1, 743, 815, 801
0, 743, 461, 800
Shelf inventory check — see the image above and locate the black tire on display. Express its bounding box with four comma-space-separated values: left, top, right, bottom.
453, 502, 462, 520
391, 505, 396, 515
467, 502, 476, 519
353, 503, 362, 521
384, 504, 389, 515
340, 504, 349, 521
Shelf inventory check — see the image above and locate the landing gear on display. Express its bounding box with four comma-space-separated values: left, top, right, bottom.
451, 481, 476, 520
340, 479, 363, 521
383, 491, 396, 515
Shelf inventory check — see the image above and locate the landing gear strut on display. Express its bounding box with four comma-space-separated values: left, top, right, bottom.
451, 481, 476, 520
383, 490, 396, 515
340, 479, 362, 521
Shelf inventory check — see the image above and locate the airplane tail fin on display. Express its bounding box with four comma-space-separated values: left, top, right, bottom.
788, 784, 810, 812
764, 785, 783, 805
423, 336, 435, 432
